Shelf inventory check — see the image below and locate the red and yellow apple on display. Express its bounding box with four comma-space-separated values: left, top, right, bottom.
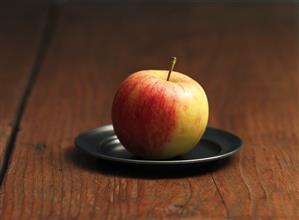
112, 69, 209, 159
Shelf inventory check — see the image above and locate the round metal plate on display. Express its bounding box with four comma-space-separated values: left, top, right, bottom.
75, 124, 243, 165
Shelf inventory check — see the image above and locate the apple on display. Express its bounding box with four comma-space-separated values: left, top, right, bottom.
112, 58, 209, 159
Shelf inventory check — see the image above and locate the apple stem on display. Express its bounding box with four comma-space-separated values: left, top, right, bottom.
167, 57, 177, 81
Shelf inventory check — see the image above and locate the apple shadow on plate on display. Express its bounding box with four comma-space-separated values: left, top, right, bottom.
65, 147, 233, 179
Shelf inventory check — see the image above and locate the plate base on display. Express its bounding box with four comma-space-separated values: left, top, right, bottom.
75, 124, 243, 165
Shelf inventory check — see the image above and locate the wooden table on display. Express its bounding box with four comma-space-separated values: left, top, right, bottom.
0, 2, 298, 219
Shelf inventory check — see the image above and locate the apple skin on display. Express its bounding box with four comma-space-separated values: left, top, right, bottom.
112, 70, 209, 159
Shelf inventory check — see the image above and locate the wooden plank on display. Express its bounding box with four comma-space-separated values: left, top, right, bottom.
209, 6, 299, 218
0, 3, 298, 219
0, 5, 47, 180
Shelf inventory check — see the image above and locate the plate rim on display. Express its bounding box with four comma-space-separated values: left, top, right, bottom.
75, 124, 243, 165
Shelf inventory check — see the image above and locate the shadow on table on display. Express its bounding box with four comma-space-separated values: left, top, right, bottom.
65, 147, 232, 179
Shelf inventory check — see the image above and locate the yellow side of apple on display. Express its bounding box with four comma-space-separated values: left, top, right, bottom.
151, 71, 209, 158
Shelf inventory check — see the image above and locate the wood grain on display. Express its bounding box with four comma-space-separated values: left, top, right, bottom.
0, 5, 47, 180
206, 6, 299, 218
0, 3, 298, 219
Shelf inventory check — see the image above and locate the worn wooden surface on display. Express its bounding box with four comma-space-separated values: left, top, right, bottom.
0, 3, 298, 219
0, 6, 47, 180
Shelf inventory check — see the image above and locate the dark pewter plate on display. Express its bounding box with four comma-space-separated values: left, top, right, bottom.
75, 124, 243, 165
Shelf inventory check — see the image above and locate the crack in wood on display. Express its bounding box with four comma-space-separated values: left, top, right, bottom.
0, 4, 60, 186
211, 174, 230, 217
